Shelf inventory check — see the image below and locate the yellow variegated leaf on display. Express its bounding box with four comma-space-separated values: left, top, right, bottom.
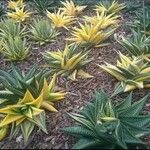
141, 68, 150, 73
99, 64, 125, 81
31, 107, 44, 116
24, 108, 33, 118
124, 81, 144, 92
0, 106, 16, 114
63, 44, 69, 57
48, 92, 66, 102
124, 84, 137, 92
48, 52, 62, 60
78, 69, 93, 78
118, 52, 132, 67
0, 125, 8, 141
45, 101, 54, 106
42, 78, 50, 100
48, 74, 57, 92
68, 69, 77, 80
16, 117, 26, 126
61, 54, 67, 69
126, 80, 144, 88
136, 82, 144, 89
143, 56, 150, 62
65, 52, 86, 70
20, 90, 35, 104
41, 101, 58, 112
28, 93, 43, 108
0, 114, 24, 127
135, 75, 150, 82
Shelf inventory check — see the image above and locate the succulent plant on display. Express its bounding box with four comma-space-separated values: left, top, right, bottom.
99, 52, 150, 96
43, 44, 93, 80
62, 90, 150, 149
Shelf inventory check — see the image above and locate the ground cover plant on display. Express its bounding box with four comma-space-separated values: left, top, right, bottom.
0, 0, 149, 149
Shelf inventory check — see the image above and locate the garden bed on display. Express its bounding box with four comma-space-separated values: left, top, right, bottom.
0, 0, 149, 149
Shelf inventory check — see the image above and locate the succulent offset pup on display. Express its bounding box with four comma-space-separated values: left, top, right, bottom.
0, 90, 47, 143
99, 52, 150, 96
95, 0, 125, 15
7, 7, 31, 22
47, 9, 75, 30
7, 0, 25, 10
43, 44, 93, 80
0, 65, 66, 112
62, 90, 150, 149
59, 0, 86, 16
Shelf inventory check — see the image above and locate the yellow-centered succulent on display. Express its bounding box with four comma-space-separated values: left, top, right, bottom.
59, 0, 86, 16
0, 91, 49, 143
84, 11, 119, 30
43, 44, 93, 80
68, 22, 116, 47
99, 52, 150, 94
95, 0, 125, 15
47, 10, 75, 29
8, 0, 25, 10
7, 7, 31, 22
0, 90, 43, 127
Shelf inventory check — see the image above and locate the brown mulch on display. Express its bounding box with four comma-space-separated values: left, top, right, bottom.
0, 4, 150, 149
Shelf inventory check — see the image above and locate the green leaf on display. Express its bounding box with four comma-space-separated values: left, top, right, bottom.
111, 83, 124, 97
25, 65, 37, 80
72, 138, 101, 149
29, 112, 47, 134
62, 126, 96, 138
0, 90, 18, 100
120, 116, 150, 128
120, 119, 150, 137
68, 113, 93, 130
115, 92, 132, 112
21, 120, 35, 144
104, 100, 115, 117
121, 124, 144, 145
9, 123, 20, 140
0, 70, 16, 85
118, 95, 148, 116
12, 65, 24, 81
115, 121, 127, 149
